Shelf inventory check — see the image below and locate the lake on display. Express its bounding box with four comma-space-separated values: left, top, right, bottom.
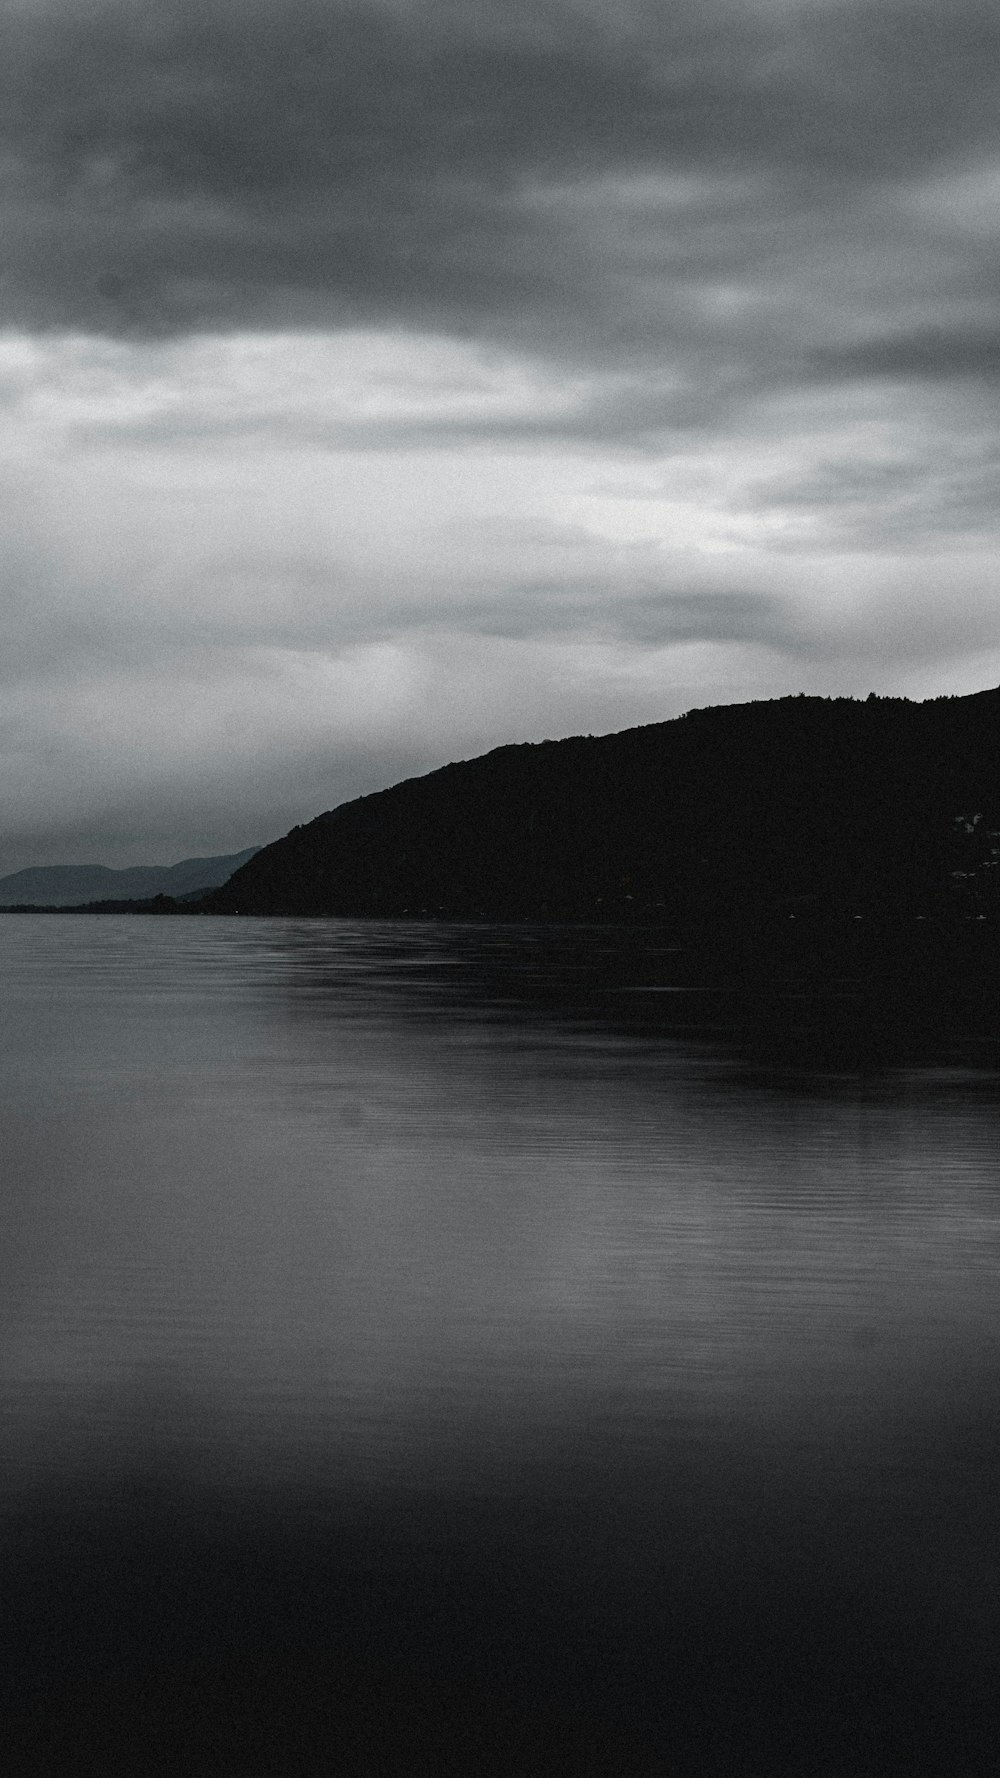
1, 914, 997, 1774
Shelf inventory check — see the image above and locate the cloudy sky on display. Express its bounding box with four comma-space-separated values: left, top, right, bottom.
3, 0, 999, 868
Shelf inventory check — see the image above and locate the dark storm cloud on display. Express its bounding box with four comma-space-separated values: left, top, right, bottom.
387, 584, 805, 652
5, 0, 1000, 360
814, 324, 1000, 384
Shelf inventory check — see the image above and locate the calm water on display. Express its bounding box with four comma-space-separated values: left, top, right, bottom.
1, 915, 998, 1774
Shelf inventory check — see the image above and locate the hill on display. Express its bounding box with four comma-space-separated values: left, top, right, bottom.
204, 691, 999, 926
0, 847, 262, 908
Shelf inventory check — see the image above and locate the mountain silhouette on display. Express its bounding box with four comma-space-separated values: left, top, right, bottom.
0, 847, 262, 908
203, 691, 998, 926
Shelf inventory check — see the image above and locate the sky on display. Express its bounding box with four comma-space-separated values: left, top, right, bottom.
3, 0, 999, 869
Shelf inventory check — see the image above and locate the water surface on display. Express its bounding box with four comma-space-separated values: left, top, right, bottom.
1, 915, 997, 1773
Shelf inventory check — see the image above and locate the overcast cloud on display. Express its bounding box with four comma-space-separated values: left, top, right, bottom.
2, 0, 998, 868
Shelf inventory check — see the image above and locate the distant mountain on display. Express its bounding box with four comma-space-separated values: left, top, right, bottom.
0, 848, 262, 908
204, 690, 999, 926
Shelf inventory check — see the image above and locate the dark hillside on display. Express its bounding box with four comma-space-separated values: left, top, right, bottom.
205, 690, 999, 926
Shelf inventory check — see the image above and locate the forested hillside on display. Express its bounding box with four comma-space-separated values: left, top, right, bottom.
205, 690, 999, 926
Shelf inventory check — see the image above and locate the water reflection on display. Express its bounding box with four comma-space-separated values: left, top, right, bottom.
1, 917, 995, 1482
0, 915, 997, 1773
